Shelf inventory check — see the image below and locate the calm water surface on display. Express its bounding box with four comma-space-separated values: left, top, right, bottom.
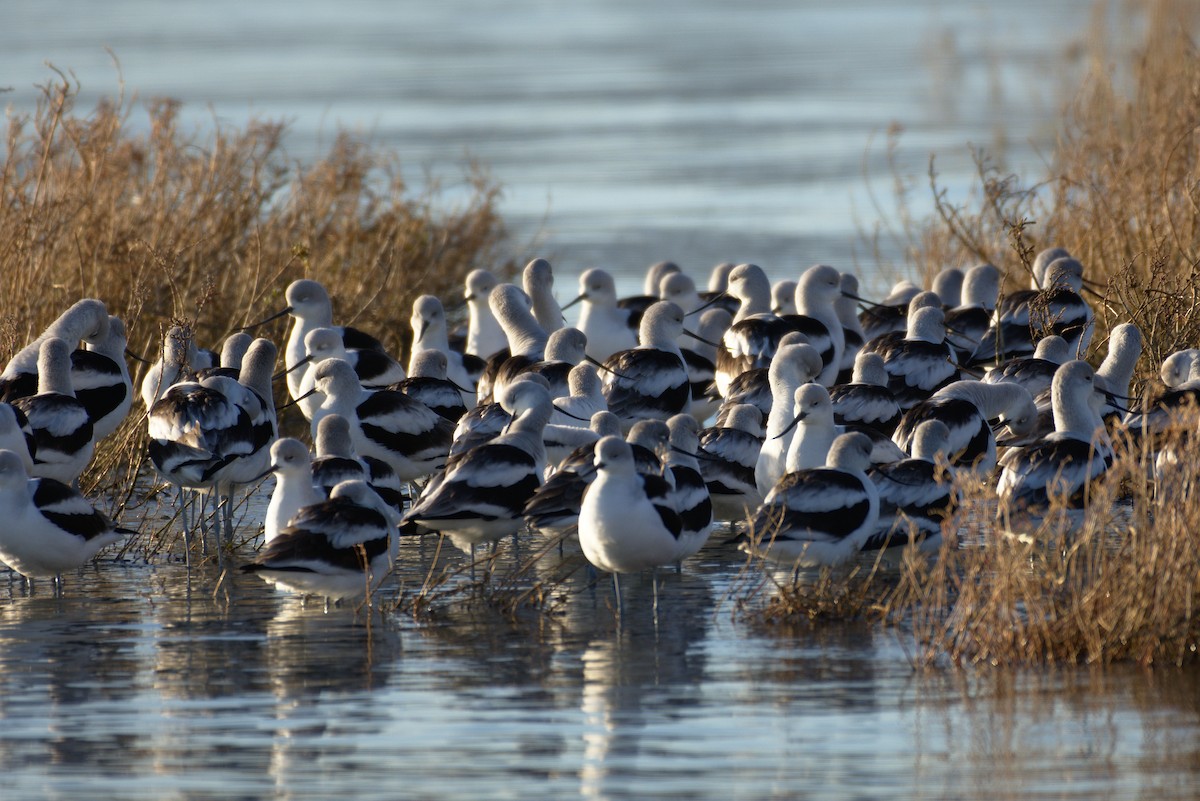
3, 2, 1199, 799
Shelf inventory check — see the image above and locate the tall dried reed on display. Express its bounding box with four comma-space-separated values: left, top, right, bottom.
1, 72, 514, 501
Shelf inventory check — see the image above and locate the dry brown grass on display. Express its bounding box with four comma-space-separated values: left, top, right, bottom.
868, 0, 1200, 372
1, 72, 515, 502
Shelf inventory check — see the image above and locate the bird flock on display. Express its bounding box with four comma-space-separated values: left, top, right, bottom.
0, 249, 1186, 609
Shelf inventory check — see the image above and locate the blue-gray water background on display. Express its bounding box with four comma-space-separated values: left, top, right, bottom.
3, 2, 1199, 799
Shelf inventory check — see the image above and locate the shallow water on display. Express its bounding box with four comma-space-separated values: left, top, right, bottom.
3, 2, 1199, 798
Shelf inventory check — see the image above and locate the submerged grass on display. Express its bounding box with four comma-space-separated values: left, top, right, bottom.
1, 70, 514, 507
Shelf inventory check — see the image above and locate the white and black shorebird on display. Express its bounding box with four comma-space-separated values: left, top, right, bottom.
944, 263, 1000, 363
245, 279, 386, 402
464, 268, 507, 360
525, 327, 590, 399
681, 308, 733, 423
771, 279, 798, 316
661, 271, 707, 321
782, 264, 847, 387
567, 268, 637, 365
195, 332, 253, 381
865, 419, 957, 553
12, 338, 96, 486
409, 294, 477, 407
1093, 322, 1143, 421
835, 273, 867, 384
753, 343, 827, 496
0, 298, 109, 404
982, 334, 1072, 402
879, 306, 960, 411
859, 279, 920, 342
860, 290, 943, 361
310, 413, 406, 516
932, 267, 965, 309
241, 479, 397, 604
697, 403, 764, 520
665, 414, 714, 560
741, 432, 880, 569
388, 350, 470, 424
551, 363, 608, 429
1159, 348, 1198, 389
721, 337, 821, 428
972, 257, 1094, 365
0, 449, 127, 587
998, 360, 1112, 515
403, 380, 555, 554
617, 260, 681, 327
601, 301, 697, 431
0, 403, 35, 473
523, 411, 622, 536
578, 435, 682, 611
69, 315, 132, 442
829, 351, 902, 437
209, 338, 279, 501
140, 324, 210, 408
292, 326, 407, 419
261, 438, 321, 546
893, 379, 1037, 475
307, 358, 454, 484
714, 263, 777, 397
523, 257, 565, 335
478, 283, 550, 403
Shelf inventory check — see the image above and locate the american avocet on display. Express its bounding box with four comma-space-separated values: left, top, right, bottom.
859, 280, 920, 342
525, 327, 589, 399
665, 414, 714, 560
310, 414, 405, 515
944, 264, 1000, 364
681, 308, 733, 423
998, 360, 1111, 513
893, 379, 1037, 474
409, 294, 477, 406
782, 264, 846, 386
261, 438, 321, 546
464, 269, 507, 360
195, 332, 253, 381
879, 306, 959, 411
601, 301, 693, 431
860, 290, 943, 361
835, 273, 866, 384
568, 268, 637, 364
865, 419, 957, 552
245, 279, 385, 401
62, 314, 132, 442
753, 343, 826, 496
660, 272, 706, 319
697, 403, 764, 520
140, 324, 205, 408
403, 380, 554, 553
0, 404, 34, 473
0, 298, 109, 403
1123, 352, 1200, 443
389, 350, 469, 423
551, 363, 608, 429
982, 334, 1071, 402
714, 263, 779, 397
1094, 322, 1143, 422
700, 262, 743, 316
972, 258, 1093, 365
523, 411, 621, 535
293, 326, 406, 413
479, 283, 550, 402
219, 338, 278, 487
0, 450, 125, 585
616, 261, 681, 328
578, 435, 681, 609
12, 338, 96, 486
829, 351, 902, 436
523, 258, 565, 335
1031, 246, 1073, 287
1159, 348, 1198, 389
720, 336, 820, 427
931, 267, 964, 309
741, 432, 880, 568
241, 479, 396, 603
777, 383, 839, 472
308, 358, 453, 484
771, 279, 798, 316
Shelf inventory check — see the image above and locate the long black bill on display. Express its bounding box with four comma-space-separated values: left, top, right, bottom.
551, 404, 592, 422
843, 291, 887, 309
560, 293, 587, 311
273, 354, 312, 381
585, 355, 631, 380
125, 347, 152, 365
278, 386, 319, 411
242, 306, 293, 331
684, 292, 731, 317
773, 410, 808, 440
684, 329, 721, 348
